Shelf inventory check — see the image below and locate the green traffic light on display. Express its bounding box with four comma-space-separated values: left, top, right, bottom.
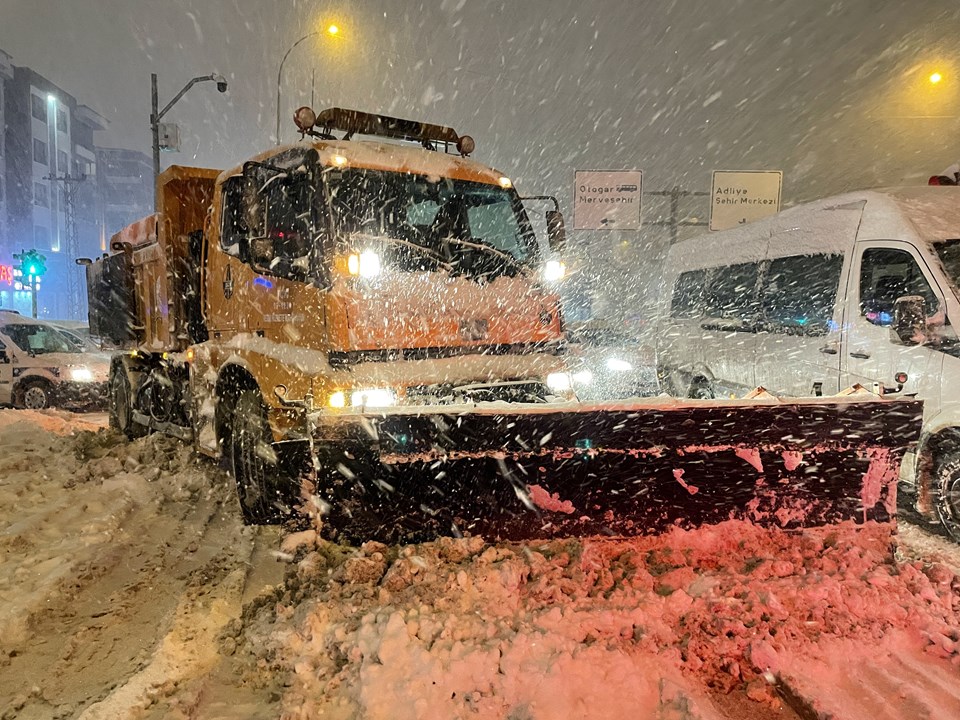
28, 265, 37, 275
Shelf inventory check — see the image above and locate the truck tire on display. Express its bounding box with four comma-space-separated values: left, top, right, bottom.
15, 378, 53, 410
110, 367, 147, 439
935, 453, 960, 541
230, 389, 282, 525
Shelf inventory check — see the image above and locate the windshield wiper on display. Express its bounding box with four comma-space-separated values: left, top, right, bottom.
357, 234, 456, 273
440, 237, 528, 273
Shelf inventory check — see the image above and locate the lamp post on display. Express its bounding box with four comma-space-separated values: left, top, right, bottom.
276, 24, 340, 145
150, 72, 228, 209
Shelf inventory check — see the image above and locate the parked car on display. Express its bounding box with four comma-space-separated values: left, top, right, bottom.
566, 322, 658, 401
0, 311, 109, 410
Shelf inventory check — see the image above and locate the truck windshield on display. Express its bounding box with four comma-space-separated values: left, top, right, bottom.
326, 169, 538, 278
935, 239, 960, 292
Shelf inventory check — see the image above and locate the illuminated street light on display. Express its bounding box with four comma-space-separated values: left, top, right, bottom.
275, 23, 342, 145
930, 72, 943, 84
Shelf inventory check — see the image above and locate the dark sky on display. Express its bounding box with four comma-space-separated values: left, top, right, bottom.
4, 0, 958, 196
3, 0, 959, 314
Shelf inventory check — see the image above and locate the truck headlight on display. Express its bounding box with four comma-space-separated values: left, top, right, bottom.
347, 250, 381, 278
543, 260, 566, 282
69, 366, 94, 382
546, 372, 572, 392
351, 388, 396, 408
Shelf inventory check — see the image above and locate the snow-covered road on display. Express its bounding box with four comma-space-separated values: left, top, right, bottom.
0, 409, 958, 719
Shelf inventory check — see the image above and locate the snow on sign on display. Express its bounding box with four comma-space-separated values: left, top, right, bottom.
709, 170, 783, 231
574, 171, 642, 230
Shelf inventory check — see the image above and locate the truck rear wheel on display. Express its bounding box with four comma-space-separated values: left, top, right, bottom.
935, 453, 960, 541
230, 389, 282, 525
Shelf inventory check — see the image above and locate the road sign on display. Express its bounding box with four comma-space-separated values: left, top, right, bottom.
709, 170, 782, 231
574, 171, 643, 230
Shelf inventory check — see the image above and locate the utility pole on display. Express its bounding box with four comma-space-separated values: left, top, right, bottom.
45, 173, 86, 320
644, 187, 710, 244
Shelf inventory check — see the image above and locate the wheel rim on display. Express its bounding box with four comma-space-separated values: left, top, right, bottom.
23, 385, 48, 409
939, 470, 960, 539
691, 384, 713, 400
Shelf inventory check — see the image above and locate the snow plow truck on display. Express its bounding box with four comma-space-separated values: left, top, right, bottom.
82, 107, 922, 543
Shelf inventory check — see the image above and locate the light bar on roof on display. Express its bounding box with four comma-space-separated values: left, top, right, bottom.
313, 107, 475, 155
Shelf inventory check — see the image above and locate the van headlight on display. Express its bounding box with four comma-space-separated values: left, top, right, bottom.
605, 358, 633, 372
69, 366, 94, 382
546, 372, 572, 392
350, 388, 397, 408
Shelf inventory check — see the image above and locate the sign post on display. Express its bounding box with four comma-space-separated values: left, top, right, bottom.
709, 170, 783, 231
574, 171, 643, 230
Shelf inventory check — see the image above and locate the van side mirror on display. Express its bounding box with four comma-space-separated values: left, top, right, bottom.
892, 295, 927, 345
546, 210, 566, 253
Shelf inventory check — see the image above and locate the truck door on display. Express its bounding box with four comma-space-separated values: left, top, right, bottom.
753, 251, 846, 396
842, 243, 944, 416
206, 176, 245, 338
0, 337, 12, 405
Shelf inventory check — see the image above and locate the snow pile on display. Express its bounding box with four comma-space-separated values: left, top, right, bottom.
235, 521, 960, 719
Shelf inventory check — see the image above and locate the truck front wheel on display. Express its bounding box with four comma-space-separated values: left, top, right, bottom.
230, 389, 282, 525
110, 367, 146, 439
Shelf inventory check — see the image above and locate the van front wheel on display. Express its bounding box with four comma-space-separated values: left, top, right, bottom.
688, 379, 715, 400
935, 454, 960, 541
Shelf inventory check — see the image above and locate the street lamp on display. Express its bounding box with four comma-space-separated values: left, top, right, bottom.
276, 24, 341, 145
150, 72, 228, 209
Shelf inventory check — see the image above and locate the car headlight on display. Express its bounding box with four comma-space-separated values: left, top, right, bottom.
605, 358, 633, 372
542, 260, 566, 282
546, 372, 572, 392
69, 366, 94, 382
572, 369, 594, 385
347, 250, 382, 278
350, 388, 397, 408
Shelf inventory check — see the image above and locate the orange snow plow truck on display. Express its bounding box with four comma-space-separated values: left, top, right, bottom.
83, 107, 922, 543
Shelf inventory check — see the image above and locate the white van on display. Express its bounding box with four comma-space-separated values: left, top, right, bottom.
0, 311, 109, 409
657, 186, 960, 538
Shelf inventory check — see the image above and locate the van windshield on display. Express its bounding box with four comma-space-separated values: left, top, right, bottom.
935, 239, 960, 292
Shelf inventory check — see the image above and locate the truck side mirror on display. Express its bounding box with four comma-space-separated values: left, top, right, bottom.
892, 295, 927, 345
546, 210, 566, 253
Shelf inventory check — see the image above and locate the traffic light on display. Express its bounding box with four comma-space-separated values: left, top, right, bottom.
13, 249, 47, 279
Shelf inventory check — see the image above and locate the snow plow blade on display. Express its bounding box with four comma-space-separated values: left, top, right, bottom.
311, 393, 923, 543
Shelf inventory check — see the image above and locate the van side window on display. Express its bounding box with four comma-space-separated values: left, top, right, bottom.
704, 262, 760, 320
671, 270, 706, 318
860, 248, 939, 326
762, 254, 842, 336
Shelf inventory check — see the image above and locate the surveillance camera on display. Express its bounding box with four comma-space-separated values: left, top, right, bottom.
212, 74, 228, 93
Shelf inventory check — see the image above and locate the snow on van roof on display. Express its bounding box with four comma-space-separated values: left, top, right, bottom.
664, 186, 960, 275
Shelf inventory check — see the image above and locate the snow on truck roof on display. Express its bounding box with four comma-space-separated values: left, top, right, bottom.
666, 186, 960, 273
218, 139, 508, 188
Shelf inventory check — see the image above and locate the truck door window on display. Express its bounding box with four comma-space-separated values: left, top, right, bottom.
859, 248, 939, 326
704, 262, 760, 321
220, 177, 249, 257
762, 254, 842, 336
670, 270, 706, 318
